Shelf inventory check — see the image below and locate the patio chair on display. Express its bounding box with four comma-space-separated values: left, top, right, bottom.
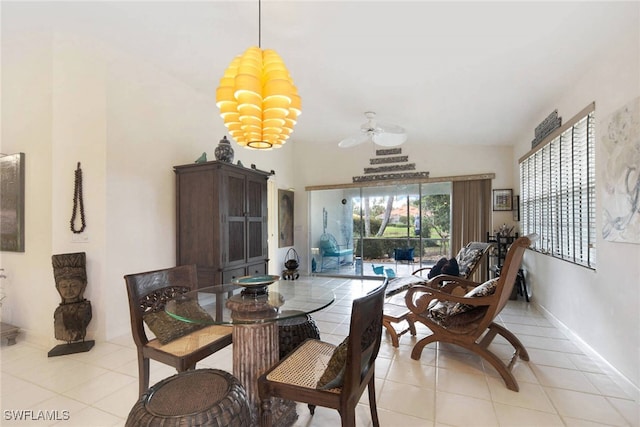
319, 233, 353, 271
393, 247, 415, 269
405, 234, 537, 391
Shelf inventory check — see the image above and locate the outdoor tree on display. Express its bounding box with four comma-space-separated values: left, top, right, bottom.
375, 196, 395, 237
422, 194, 450, 240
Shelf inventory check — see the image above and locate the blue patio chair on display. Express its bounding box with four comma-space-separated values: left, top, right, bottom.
319, 233, 353, 271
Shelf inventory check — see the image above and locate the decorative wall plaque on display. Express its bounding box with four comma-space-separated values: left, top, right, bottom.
0, 153, 25, 252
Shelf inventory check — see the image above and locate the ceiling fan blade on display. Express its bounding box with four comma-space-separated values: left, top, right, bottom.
338, 133, 371, 148
372, 132, 407, 147
376, 122, 406, 134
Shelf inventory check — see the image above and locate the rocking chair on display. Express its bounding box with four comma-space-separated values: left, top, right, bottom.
405, 234, 537, 391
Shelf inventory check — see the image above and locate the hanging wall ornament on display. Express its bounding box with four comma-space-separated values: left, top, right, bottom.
70, 162, 86, 234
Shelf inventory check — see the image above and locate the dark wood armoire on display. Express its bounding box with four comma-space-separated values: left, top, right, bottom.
174, 161, 270, 288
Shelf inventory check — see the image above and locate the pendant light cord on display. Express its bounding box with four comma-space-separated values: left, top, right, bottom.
258, 0, 262, 48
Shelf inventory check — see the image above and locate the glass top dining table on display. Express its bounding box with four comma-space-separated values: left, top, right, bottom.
164, 276, 362, 325
164, 275, 386, 425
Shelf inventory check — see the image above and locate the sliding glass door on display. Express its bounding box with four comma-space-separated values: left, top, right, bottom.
308, 182, 452, 277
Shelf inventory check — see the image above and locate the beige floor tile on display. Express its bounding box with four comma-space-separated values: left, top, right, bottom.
544, 387, 629, 426
107, 334, 135, 348
27, 394, 90, 426
531, 364, 599, 393
377, 407, 434, 426
584, 371, 636, 400
378, 379, 436, 420
111, 357, 140, 378
292, 402, 375, 426
406, 344, 437, 366
436, 368, 490, 399
607, 396, 640, 426
92, 382, 139, 419
386, 357, 437, 388
567, 352, 608, 374
562, 416, 624, 426
526, 347, 578, 369
0, 373, 57, 409
65, 342, 126, 363
502, 322, 568, 339
50, 405, 123, 427
38, 363, 112, 393
520, 335, 582, 354
91, 346, 137, 371
494, 402, 564, 426
311, 310, 348, 323
437, 348, 485, 375
374, 355, 392, 379
487, 376, 556, 413
435, 391, 498, 426
62, 371, 136, 405
0, 342, 42, 364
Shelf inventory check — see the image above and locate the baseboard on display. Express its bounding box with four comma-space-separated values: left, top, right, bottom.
533, 301, 640, 402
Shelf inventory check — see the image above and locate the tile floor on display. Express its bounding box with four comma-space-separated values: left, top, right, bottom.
1, 282, 638, 427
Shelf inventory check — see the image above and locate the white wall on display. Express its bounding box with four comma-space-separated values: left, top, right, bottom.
511, 16, 640, 390
1, 6, 295, 344
1, 15, 54, 344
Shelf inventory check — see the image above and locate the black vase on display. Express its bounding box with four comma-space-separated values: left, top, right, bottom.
214, 136, 234, 163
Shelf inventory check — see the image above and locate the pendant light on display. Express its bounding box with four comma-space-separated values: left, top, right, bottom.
216, 0, 301, 149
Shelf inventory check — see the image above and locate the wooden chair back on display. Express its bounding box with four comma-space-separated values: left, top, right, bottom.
341, 282, 387, 400
492, 235, 532, 316
124, 264, 232, 397
124, 264, 196, 348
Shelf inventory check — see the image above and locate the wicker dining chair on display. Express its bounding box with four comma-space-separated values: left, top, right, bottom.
257, 281, 388, 427
124, 264, 233, 397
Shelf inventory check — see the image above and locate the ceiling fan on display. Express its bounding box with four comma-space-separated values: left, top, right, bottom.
338, 111, 407, 148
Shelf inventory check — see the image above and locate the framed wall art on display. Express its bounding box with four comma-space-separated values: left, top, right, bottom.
492, 189, 513, 211
1, 153, 25, 252
512, 195, 520, 221
278, 189, 294, 248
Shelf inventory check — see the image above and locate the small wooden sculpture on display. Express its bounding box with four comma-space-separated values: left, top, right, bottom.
48, 252, 94, 356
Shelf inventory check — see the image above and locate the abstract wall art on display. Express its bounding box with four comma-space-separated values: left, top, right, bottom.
601, 97, 640, 244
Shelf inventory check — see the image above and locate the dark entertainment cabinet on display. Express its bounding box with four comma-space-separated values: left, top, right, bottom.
174, 161, 270, 288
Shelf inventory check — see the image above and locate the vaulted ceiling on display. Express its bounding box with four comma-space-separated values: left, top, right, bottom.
9, 1, 638, 148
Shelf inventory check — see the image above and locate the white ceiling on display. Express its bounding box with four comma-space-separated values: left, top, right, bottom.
14, 1, 639, 148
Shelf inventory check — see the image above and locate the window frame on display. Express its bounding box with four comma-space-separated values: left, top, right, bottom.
519, 103, 596, 269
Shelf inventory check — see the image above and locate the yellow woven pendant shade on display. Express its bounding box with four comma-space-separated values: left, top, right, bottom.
216, 46, 301, 149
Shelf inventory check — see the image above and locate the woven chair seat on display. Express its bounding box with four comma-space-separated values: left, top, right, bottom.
125, 369, 251, 427
146, 324, 232, 357
278, 314, 321, 359
266, 339, 340, 393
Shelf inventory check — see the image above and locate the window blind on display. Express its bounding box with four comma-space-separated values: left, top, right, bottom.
519, 103, 596, 268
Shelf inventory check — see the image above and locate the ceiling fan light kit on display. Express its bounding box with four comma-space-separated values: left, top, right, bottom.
339, 111, 407, 148
215, 1, 301, 150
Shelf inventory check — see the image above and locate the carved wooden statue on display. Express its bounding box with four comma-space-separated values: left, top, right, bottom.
49, 252, 94, 356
